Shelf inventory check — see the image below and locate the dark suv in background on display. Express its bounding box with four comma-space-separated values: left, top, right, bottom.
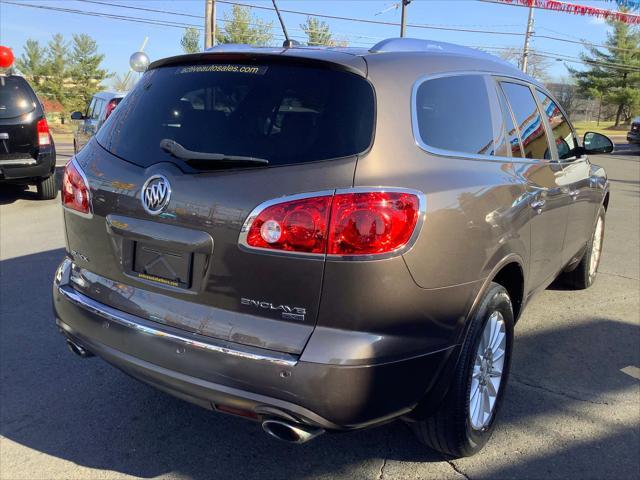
53, 38, 613, 457
0, 74, 56, 199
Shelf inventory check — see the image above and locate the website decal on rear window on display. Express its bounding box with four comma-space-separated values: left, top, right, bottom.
177, 64, 268, 75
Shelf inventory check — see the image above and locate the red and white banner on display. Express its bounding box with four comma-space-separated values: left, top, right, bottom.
488, 0, 640, 24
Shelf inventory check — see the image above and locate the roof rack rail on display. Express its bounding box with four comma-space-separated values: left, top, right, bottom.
370, 37, 497, 59
204, 44, 259, 52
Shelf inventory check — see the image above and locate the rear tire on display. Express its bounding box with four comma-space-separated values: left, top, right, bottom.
36, 171, 57, 200
410, 282, 514, 458
560, 206, 605, 290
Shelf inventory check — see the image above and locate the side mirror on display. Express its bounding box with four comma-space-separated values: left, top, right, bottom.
71, 111, 84, 121
583, 132, 614, 155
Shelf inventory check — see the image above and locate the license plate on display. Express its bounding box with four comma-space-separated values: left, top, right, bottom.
133, 242, 192, 288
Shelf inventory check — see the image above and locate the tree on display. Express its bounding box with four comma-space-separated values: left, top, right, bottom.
43, 34, 70, 122
215, 5, 272, 46
68, 34, 110, 112
301, 17, 332, 46
498, 48, 552, 81
570, 12, 640, 126
15, 39, 47, 85
181, 27, 201, 54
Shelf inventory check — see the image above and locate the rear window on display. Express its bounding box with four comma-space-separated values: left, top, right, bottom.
97, 62, 375, 169
0, 76, 37, 119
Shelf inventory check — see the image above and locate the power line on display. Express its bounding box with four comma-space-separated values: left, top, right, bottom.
4, 0, 637, 72
69, 0, 640, 53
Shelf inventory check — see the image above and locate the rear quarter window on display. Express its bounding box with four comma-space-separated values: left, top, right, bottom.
97, 62, 375, 169
413, 74, 498, 156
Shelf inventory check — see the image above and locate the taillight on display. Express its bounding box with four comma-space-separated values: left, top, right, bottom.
328, 191, 421, 255
62, 160, 91, 215
246, 195, 332, 254
104, 99, 118, 120
37, 118, 50, 146
241, 189, 423, 257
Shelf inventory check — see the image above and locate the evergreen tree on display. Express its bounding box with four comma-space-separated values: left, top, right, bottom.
301, 17, 332, 46
216, 5, 273, 46
44, 34, 70, 121
15, 39, 47, 86
570, 12, 640, 126
68, 34, 110, 112
181, 27, 201, 54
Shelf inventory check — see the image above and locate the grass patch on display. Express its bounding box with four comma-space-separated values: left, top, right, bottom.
573, 121, 629, 137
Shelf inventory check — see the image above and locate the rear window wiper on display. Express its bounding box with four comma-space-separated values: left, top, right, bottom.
160, 138, 269, 165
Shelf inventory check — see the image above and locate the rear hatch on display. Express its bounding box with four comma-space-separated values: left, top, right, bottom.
0, 76, 41, 159
64, 54, 374, 355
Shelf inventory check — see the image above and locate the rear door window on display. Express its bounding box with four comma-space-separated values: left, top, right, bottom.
414, 75, 497, 156
500, 82, 552, 160
97, 62, 375, 169
0, 76, 37, 119
536, 90, 578, 160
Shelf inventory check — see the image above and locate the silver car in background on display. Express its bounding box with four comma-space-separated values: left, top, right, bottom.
71, 90, 125, 153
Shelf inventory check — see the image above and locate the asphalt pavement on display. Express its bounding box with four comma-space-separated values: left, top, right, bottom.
1, 141, 638, 480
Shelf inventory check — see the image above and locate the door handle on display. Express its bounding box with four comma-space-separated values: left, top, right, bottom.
530, 198, 546, 214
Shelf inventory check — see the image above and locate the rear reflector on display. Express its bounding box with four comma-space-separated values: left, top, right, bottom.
37, 118, 50, 146
242, 189, 424, 257
62, 160, 91, 215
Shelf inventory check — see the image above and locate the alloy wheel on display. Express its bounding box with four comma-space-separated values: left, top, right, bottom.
589, 216, 604, 278
469, 311, 507, 430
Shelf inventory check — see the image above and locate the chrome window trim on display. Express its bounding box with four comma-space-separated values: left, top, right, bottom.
58, 285, 298, 367
237, 187, 427, 261
410, 70, 545, 165
62, 157, 94, 219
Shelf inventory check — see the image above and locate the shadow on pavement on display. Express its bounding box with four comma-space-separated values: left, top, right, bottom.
0, 166, 64, 206
1, 249, 638, 479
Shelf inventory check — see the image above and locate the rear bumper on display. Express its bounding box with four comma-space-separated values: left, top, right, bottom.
53, 260, 454, 430
0, 150, 55, 181
627, 131, 640, 144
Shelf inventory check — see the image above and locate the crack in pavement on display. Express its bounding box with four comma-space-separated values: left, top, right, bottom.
442, 457, 470, 479
511, 375, 610, 405
378, 457, 387, 480
599, 271, 640, 281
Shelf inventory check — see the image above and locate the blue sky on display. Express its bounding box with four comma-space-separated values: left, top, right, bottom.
0, 0, 620, 83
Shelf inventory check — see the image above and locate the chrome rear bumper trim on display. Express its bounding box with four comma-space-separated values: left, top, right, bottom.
58, 286, 298, 367
0, 158, 37, 166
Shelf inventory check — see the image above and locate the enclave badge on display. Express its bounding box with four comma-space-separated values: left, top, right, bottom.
241, 297, 306, 321
141, 175, 171, 215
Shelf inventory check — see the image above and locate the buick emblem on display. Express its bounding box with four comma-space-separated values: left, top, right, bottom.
141, 175, 171, 215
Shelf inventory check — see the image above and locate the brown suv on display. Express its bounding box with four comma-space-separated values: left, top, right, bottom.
53, 38, 612, 457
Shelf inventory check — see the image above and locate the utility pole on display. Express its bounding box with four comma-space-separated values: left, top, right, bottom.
205, 0, 213, 49
400, 0, 411, 38
521, 3, 534, 73
212, 0, 217, 46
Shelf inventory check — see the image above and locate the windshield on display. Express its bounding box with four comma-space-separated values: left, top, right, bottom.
0, 76, 37, 119
97, 62, 375, 169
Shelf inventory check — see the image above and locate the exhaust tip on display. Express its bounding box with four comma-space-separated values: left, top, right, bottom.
261, 419, 323, 444
66, 339, 94, 358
